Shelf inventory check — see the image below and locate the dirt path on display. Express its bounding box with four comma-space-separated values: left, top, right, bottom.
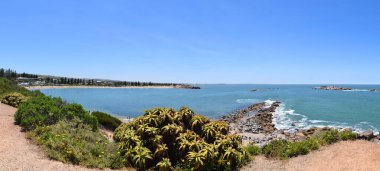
241, 140, 380, 171
0, 103, 106, 171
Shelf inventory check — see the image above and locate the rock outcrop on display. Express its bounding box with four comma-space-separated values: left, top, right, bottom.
221, 101, 283, 146
175, 85, 201, 89
359, 131, 375, 140
222, 101, 280, 134
315, 86, 380, 92
315, 86, 352, 91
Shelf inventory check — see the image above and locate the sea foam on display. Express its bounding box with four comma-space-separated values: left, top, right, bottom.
269, 100, 379, 134
236, 99, 258, 104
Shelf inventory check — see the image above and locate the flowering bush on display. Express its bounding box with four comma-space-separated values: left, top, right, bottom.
1, 92, 28, 107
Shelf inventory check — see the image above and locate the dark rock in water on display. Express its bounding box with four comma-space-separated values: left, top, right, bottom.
221, 100, 280, 135
315, 86, 379, 92
314, 86, 352, 91
250, 89, 258, 92
173, 84, 201, 89
359, 131, 374, 140
221, 102, 266, 123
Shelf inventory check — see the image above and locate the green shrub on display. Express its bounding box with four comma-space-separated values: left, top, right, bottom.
262, 140, 289, 159
315, 130, 340, 145
286, 140, 314, 158
1, 92, 28, 107
262, 138, 319, 159
15, 95, 98, 131
339, 130, 358, 140
61, 103, 98, 131
303, 137, 320, 151
91, 111, 122, 131
113, 107, 249, 171
29, 118, 122, 169
245, 144, 261, 156
262, 129, 357, 160
0, 77, 42, 98
189, 114, 210, 135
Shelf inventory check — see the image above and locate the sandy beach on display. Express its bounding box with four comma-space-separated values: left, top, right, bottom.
25, 85, 177, 90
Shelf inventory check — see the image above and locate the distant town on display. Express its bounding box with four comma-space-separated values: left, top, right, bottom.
0, 68, 200, 89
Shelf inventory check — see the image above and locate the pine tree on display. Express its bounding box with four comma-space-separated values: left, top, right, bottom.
0, 68, 4, 77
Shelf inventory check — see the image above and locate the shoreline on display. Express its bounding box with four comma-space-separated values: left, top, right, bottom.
222, 100, 380, 146
25, 85, 179, 90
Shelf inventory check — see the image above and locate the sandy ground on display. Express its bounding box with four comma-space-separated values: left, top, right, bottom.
0, 103, 111, 171
241, 140, 380, 171
25, 85, 176, 90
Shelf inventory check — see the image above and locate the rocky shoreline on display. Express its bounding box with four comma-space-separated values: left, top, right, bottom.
314, 86, 353, 91
221, 101, 380, 147
221, 101, 279, 134
315, 86, 379, 92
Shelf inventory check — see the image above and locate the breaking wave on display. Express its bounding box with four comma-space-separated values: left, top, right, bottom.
270, 100, 379, 134
236, 99, 259, 104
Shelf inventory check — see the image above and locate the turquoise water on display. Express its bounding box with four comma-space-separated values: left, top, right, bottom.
39, 84, 380, 132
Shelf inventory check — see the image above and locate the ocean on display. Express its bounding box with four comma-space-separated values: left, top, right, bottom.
39, 84, 380, 133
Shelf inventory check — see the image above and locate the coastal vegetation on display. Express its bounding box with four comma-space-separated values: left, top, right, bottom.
29, 118, 122, 169
92, 111, 122, 131
1, 92, 29, 107
15, 95, 98, 131
113, 107, 249, 170
244, 144, 261, 156
0, 77, 41, 98
261, 130, 358, 159
13, 92, 123, 169
0, 77, 121, 168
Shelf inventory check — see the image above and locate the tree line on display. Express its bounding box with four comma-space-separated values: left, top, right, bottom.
0, 67, 195, 88
0, 68, 38, 79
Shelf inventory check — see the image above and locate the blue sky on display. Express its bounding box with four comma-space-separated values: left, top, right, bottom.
1, 0, 379, 84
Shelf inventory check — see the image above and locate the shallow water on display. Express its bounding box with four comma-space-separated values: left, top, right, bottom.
40, 84, 380, 132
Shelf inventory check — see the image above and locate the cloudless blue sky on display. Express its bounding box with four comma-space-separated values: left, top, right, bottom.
1, 0, 379, 84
